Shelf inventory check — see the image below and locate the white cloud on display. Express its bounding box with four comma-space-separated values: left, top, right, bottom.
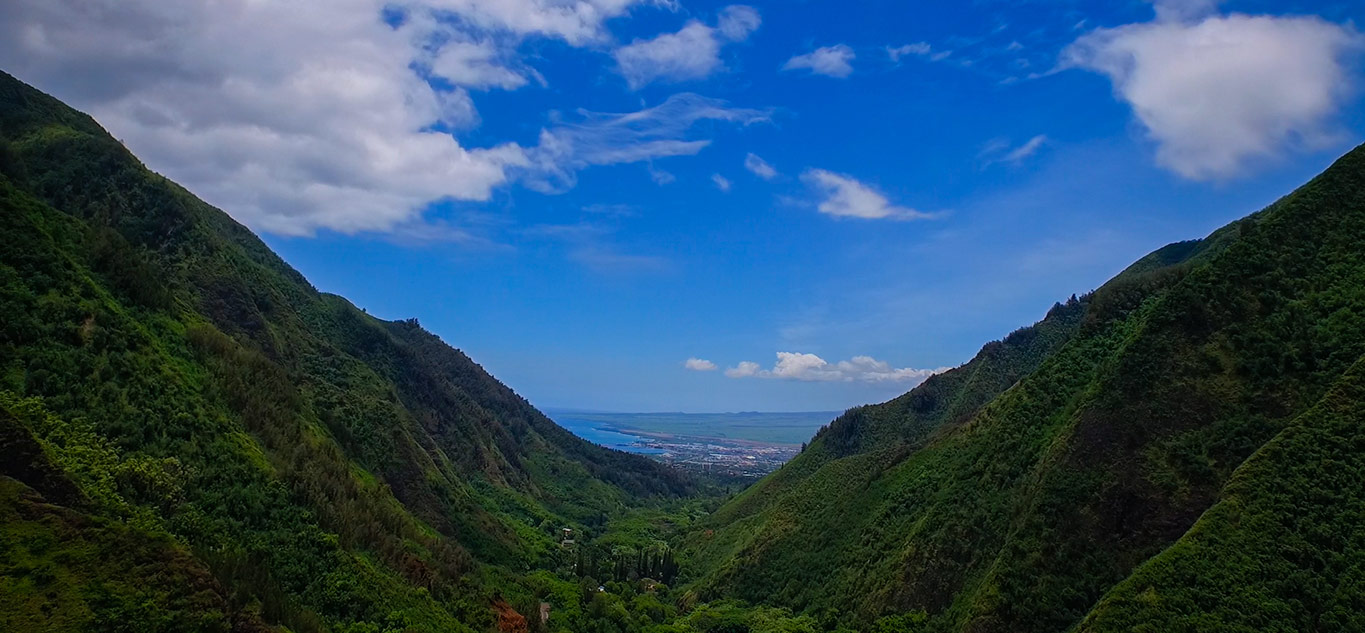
429, 39, 529, 90
684, 357, 718, 371
615, 21, 722, 89
1064, 6, 1363, 180
782, 44, 855, 78
1152, 0, 1220, 22
649, 166, 678, 185
0, 0, 741, 237
724, 361, 761, 378
801, 169, 932, 220
613, 5, 760, 89
981, 135, 1049, 166
743, 152, 778, 179
887, 42, 932, 62
417, 0, 669, 46
711, 173, 732, 191
1004, 135, 1048, 162
500, 93, 767, 192
725, 352, 949, 383
716, 5, 762, 41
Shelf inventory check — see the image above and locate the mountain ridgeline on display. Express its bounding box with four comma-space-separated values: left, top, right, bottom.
0, 71, 690, 633
4, 70, 1365, 633
682, 142, 1365, 631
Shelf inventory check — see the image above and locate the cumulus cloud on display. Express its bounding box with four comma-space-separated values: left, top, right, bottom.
711, 173, 732, 191
743, 152, 778, 179
725, 353, 948, 383
0, 0, 751, 237
801, 169, 932, 220
783, 44, 855, 78
1064, 4, 1363, 180
613, 5, 760, 89
724, 361, 761, 378
684, 357, 718, 371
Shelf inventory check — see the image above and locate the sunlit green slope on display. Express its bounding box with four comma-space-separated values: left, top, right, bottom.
0, 70, 689, 632
686, 142, 1365, 633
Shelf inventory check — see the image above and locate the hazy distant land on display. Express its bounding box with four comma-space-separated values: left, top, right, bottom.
547, 410, 837, 476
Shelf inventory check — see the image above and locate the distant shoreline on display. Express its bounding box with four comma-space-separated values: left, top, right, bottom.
548, 410, 836, 448
602, 424, 804, 448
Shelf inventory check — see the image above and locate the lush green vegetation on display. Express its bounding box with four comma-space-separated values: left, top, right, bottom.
5, 68, 1365, 633
681, 145, 1365, 632
0, 70, 699, 633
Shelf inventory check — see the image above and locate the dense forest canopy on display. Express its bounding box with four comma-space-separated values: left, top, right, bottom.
4, 68, 1365, 633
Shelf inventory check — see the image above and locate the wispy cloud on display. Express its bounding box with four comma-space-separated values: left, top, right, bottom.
649, 165, 678, 185
801, 169, 934, 220
570, 249, 670, 273
711, 173, 733, 191
428, 39, 532, 90
582, 203, 638, 217
526, 218, 667, 274
613, 5, 761, 89
980, 135, 1049, 166
782, 44, 855, 78
743, 152, 778, 179
886, 42, 938, 62
522, 93, 771, 192
724, 352, 949, 383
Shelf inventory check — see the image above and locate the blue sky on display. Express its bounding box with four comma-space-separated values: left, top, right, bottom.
3, 0, 1364, 411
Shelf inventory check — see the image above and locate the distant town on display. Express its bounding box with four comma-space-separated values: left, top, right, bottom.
630, 436, 801, 477
547, 410, 831, 477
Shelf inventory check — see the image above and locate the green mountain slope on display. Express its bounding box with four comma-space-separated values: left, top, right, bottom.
7, 67, 1365, 633
0, 70, 689, 632
684, 144, 1365, 632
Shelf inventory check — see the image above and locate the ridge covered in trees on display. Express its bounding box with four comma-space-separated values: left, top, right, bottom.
5, 69, 1365, 633
680, 141, 1365, 632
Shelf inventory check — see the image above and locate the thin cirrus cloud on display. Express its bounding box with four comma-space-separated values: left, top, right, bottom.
724, 352, 949, 383
0, 0, 762, 237
711, 173, 733, 191
743, 152, 778, 179
885, 42, 950, 63
613, 5, 761, 90
684, 358, 718, 371
782, 44, 855, 78
523, 93, 772, 193
801, 169, 934, 220
1063, 0, 1364, 181
980, 135, 1049, 166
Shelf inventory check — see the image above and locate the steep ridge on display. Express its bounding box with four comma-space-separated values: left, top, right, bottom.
685, 144, 1365, 632
6, 66, 1365, 633
0, 70, 687, 631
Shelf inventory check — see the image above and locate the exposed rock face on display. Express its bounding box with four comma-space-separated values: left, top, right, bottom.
493, 599, 528, 633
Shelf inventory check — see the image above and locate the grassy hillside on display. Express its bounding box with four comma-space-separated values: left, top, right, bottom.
0, 70, 691, 632
684, 144, 1365, 632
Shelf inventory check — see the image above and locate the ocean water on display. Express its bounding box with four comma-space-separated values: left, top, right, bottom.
550, 414, 666, 454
